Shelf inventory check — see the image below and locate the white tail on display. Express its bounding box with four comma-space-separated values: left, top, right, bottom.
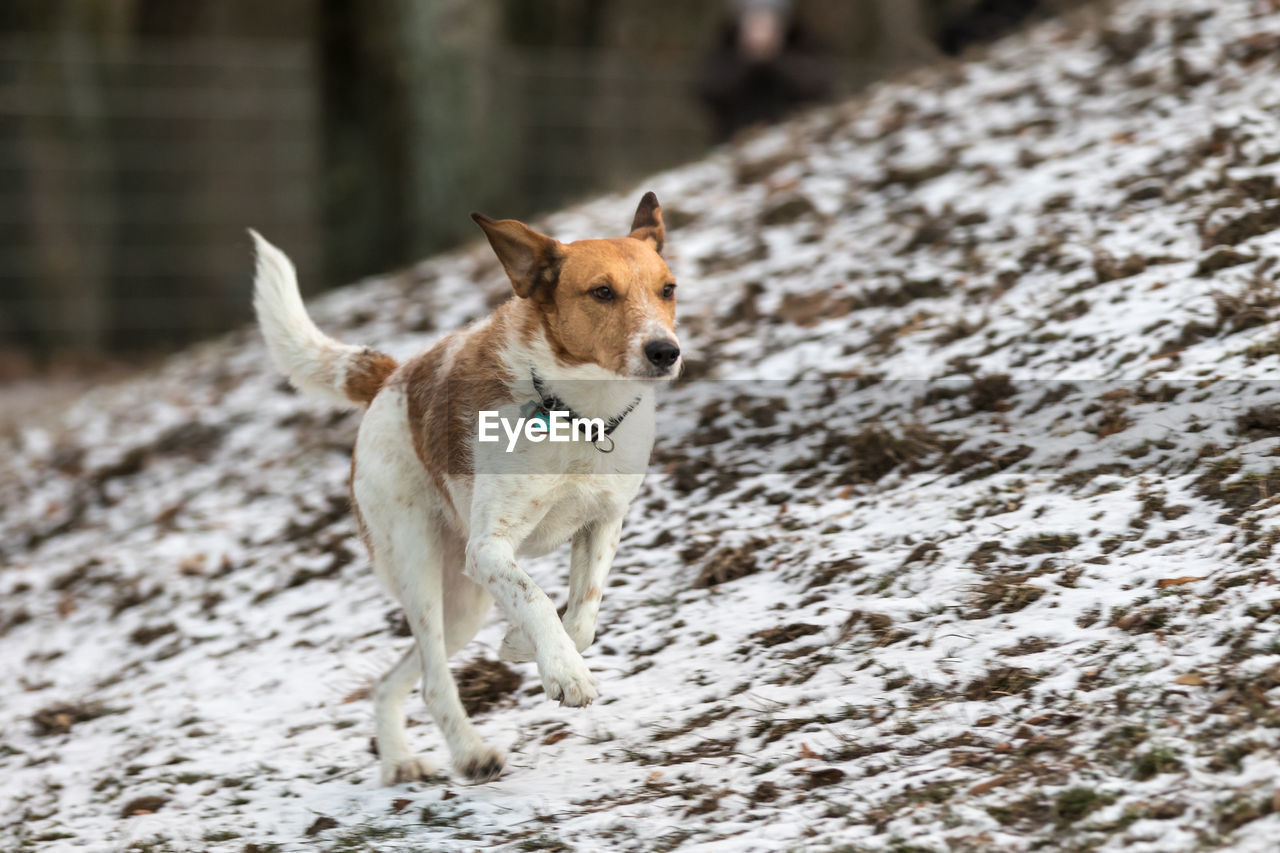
250, 230, 396, 407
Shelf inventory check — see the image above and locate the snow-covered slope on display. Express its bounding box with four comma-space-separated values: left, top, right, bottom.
5, 1, 1280, 849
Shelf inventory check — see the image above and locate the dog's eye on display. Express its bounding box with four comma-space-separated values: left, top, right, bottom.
662, 283, 676, 299
590, 285, 615, 302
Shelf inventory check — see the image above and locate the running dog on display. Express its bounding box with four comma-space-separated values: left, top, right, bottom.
251, 194, 679, 784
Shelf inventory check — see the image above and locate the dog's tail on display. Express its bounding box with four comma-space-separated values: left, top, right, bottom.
250, 230, 397, 408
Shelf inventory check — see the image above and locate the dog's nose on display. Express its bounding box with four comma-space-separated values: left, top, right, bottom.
644, 340, 681, 369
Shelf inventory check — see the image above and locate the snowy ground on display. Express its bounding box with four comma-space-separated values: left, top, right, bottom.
5, 0, 1280, 849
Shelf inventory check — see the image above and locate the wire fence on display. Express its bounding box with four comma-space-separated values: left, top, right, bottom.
0, 33, 881, 353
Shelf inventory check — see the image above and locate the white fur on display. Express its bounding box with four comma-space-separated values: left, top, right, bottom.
250, 230, 365, 408
255, 233, 674, 786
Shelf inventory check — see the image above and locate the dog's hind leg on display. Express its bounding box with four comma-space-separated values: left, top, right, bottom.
374, 644, 435, 785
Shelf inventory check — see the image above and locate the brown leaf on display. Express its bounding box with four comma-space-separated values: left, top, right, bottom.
1156, 576, 1206, 589
341, 686, 371, 704
390, 798, 412, 814
1174, 673, 1206, 686
800, 742, 820, 760
969, 773, 1018, 795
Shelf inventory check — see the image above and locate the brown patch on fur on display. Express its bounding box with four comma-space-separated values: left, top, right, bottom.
399, 309, 515, 524
343, 348, 399, 406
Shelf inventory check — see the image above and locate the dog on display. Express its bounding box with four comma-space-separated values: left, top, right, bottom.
250, 193, 680, 784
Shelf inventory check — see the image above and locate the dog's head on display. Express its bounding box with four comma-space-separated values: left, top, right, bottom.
471, 193, 680, 380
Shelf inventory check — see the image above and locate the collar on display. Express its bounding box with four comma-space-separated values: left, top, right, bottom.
529, 368, 642, 452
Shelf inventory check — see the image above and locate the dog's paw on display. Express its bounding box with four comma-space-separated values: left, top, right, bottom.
380, 755, 437, 786
454, 744, 506, 783
498, 626, 535, 662
539, 652, 598, 707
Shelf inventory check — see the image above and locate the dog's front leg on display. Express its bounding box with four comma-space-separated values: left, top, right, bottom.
466, 534, 598, 707
500, 515, 622, 660
563, 515, 624, 651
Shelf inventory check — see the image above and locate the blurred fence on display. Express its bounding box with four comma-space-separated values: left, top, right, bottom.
0, 30, 885, 356
0, 35, 319, 352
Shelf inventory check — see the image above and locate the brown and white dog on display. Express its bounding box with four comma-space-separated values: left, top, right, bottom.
251, 194, 679, 784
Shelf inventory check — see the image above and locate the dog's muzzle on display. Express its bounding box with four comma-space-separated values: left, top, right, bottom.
643, 340, 681, 371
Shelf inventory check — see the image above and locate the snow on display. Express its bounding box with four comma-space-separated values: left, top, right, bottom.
5, 0, 1280, 850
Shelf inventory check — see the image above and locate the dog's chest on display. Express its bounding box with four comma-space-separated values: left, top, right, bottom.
517, 474, 641, 557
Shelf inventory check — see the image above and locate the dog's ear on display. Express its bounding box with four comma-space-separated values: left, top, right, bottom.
628, 191, 665, 254
471, 212, 563, 299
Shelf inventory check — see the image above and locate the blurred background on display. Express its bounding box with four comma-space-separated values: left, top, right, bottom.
0, 0, 1072, 379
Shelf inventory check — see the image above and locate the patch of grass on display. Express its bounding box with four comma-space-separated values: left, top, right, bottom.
1216, 791, 1275, 833
1016, 533, 1080, 556
821, 423, 953, 484
750, 622, 822, 648
1236, 404, 1280, 439
968, 373, 1016, 412
325, 823, 409, 853
840, 611, 910, 645
519, 835, 574, 852
1133, 745, 1183, 781
986, 793, 1049, 828
1053, 787, 1115, 827
963, 667, 1038, 700
943, 443, 1034, 483
201, 830, 240, 842
1194, 458, 1280, 522
691, 539, 771, 588
965, 573, 1045, 619
806, 555, 863, 589
31, 701, 123, 736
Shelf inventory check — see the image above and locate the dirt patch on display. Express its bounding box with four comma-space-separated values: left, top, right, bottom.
1195, 247, 1255, 276
32, 701, 121, 736
944, 443, 1033, 482
1016, 533, 1080, 556
799, 768, 846, 789
966, 574, 1045, 619
454, 658, 522, 715
128, 622, 178, 646
1202, 202, 1280, 247
963, 667, 1038, 701
820, 423, 952, 484
760, 193, 817, 226
840, 611, 910, 645
806, 555, 863, 589
120, 795, 168, 818
751, 623, 822, 648
967, 374, 1016, 412
1194, 458, 1280, 522
692, 540, 770, 588
1236, 404, 1280, 440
